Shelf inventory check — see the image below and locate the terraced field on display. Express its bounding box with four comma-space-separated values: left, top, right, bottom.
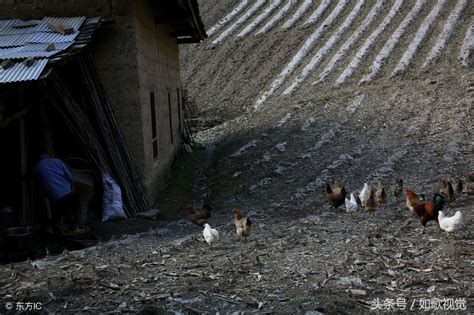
182, 0, 472, 116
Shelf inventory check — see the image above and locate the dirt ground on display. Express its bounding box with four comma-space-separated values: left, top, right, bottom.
0, 193, 472, 313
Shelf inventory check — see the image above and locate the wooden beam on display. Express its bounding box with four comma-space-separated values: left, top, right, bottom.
170, 29, 196, 37
185, 0, 207, 40
155, 15, 188, 24
19, 90, 29, 226
13, 20, 40, 29
177, 37, 200, 44
100, 17, 115, 25
0, 104, 32, 128
47, 21, 74, 35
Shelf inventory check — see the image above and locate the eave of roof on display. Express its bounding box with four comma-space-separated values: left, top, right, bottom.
155, 0, 207, 44
184, 0, 207, 42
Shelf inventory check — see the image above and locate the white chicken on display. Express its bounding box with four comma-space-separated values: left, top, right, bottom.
203, 223, 219, 246
438, 211, 463, 233
345, 193, 359, 217
359, 183, 370, 206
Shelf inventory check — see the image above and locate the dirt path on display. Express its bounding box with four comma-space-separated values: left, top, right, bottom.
0, 191, 471, 313
189, 143, 217, 205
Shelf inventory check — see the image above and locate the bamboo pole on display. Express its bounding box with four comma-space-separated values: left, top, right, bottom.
77, 53, 150, 215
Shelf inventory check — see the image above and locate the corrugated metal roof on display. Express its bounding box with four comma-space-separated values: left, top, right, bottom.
0, 27, 37, 35
34, 16, 86, 32
0, 16, 102, 84
0, 34, 30, 47
0, 42, 74, 60
1, 50, 56, 59
22, 42, 73, 51
0, 47, 21, 58
0, 42, 73, 59
0, 19, 21, 28
0, 59, 48, 83
0, 16, 83, 47
25, 31, 79, 43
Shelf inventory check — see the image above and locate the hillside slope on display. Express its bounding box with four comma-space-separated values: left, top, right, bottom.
181, 0, 473, 119
181, 0, 473, 207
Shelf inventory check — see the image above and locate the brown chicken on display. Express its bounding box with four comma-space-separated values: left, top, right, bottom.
332, 178, 342, 190
393, 179, 403, 198
438, 179, 455, 203
412, 201, 438, 233
186, 201, 212, 226
375, 181, 387, 206
232, 208, 252, 240
406, 189, 422, 213
323, 180, 347, 209
365, 186, 378, 216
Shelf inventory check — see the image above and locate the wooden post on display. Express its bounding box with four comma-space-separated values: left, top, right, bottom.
19, 91, 29, 226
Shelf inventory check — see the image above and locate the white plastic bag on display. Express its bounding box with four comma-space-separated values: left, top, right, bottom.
101, 172, 126, 222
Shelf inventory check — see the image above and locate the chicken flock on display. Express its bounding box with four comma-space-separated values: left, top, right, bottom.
186, 201, 252, 246
186, 174, 472, 246
325, 173, 472, 235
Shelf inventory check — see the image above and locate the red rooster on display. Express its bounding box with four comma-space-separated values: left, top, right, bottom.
412, 201, 438, 233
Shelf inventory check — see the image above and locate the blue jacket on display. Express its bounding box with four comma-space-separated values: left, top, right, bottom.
33, 155, 73, 201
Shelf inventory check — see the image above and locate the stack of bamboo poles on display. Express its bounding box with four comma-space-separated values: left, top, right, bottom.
76, 53, 150, 215
44, 55, 150, 216
45, 75, 112, 176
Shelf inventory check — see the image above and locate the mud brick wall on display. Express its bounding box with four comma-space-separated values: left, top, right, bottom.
133, 0, 182, 194
0, 0, 184, 195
